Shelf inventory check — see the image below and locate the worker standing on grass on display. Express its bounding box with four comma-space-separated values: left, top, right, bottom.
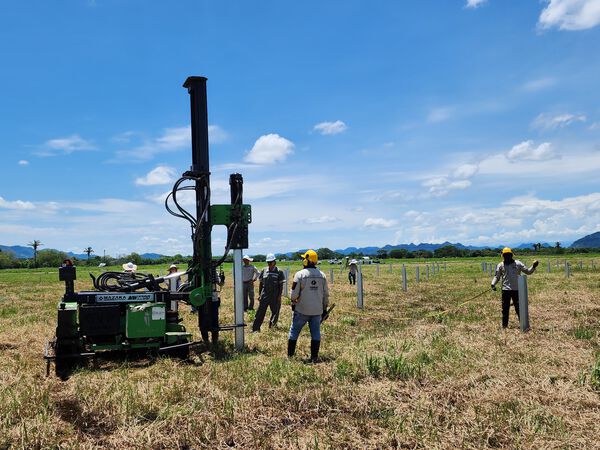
348, 259, 358, 285
288, 249, 329, 363
242, 255, 260, 311
251, 253, 284, 332
491, 247, 539, 328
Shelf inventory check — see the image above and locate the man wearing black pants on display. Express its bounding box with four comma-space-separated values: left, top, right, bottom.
492, 247, 538, 328
251, 253, 284, 332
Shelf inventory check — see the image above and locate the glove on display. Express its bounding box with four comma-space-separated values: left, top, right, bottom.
491, 284, 497, 291
532, 260, 539, 268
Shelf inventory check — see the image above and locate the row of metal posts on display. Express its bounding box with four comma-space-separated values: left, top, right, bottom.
483, 259, 595, 278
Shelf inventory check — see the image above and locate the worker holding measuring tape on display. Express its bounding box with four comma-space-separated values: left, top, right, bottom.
491, 247, 539, 328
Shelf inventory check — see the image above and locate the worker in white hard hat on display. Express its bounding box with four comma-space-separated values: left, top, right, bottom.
348, 259, 358, 285
288, 249, 329, 363
242, 255, 260, 311
491, 247, 539, 329
251, 253, 285, 332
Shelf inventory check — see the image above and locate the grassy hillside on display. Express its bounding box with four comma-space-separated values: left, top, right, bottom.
1, 256, 599, 448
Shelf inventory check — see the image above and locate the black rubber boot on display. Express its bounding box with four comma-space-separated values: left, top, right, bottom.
310, 340, 320, 363
287, 339, 297, 357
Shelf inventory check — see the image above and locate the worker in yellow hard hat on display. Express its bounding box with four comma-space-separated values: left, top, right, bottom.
288, 249, 329, 362
491, 247, 539, 328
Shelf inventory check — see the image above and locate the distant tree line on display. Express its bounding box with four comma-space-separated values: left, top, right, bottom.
0, 243, 596, 270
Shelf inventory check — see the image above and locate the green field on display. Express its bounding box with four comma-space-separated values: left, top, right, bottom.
1, 256, 599, 449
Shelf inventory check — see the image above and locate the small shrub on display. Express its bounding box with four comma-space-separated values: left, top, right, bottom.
365, 355, 382, 378
573, 326, 596, 340
591, 359, 600, 391
383, 355, 422, 380
340, 316, 357, 326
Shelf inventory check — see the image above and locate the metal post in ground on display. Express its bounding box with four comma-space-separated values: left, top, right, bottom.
579, 261, 583, 270
376, 263, 380, 276
482, 261, 486, 272
416, 266, 420, 283
233, 249, 245, 350
444, 261, 446, 271
402, 264, 407, 292
547, 260, 550, 273
357, 264, 364, 309
283, 267, 290, 297
329, 268, 334, 284
566, 262, 571, 278
389, 263, 393, 273
426, 264, 429, 281
517, 275, 530, 332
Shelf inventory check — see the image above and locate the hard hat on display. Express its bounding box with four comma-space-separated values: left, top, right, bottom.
243, 255, 253, 261
501, 247, 513, 256
266, 253, 276, 262
122, 262, 137, 272
301, 249, 318, 267
169, 264, 177, 270
350, 259, 357, 265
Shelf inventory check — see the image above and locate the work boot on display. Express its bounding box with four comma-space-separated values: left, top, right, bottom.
310, 340, 320, 363
287, 339, 297, 357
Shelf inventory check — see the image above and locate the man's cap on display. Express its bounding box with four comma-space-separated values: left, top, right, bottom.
266, 253, 276, 262
501, 247, 513, 256
243, 255, 253, 261
169, 264, 177, 270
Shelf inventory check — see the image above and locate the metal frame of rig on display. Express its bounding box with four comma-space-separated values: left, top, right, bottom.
45, 76, 251, 378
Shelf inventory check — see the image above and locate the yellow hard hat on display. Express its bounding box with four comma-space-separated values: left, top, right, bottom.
501, 247, 513, 256
301, 249, 318, 267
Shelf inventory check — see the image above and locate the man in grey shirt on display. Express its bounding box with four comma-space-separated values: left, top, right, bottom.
288, 249, 329, 363
242, 255, 260, 311
491, 247, 539, 328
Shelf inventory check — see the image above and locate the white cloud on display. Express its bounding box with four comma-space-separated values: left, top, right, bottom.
539, 0, 600, 31
465, 0, 487, 9
427, 107, 454, 123
506, 140, 557, 161
531, 113, 586, 130
0, 196, 35, 210
208, 125, 228, 143
244, 134, 294, 165
36, 134, 95, 156
313, 120, 348, 135
521, 77, 557, 92
453, 164, 478, 179
588, 122, 600, 130
135, 166, 176, 186
115, 124, 226, 161
422, 177, 472, 197
364, 217, 398, 228
306, 216, 340, 224
18, 160, 29, 166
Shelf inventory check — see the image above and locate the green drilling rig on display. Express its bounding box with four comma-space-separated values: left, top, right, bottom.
45, 76, 251, 377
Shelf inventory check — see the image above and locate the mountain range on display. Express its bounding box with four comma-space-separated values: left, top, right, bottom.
0, 232, 594, 260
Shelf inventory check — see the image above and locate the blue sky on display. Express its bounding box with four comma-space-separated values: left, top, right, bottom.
1, 0, 600, 257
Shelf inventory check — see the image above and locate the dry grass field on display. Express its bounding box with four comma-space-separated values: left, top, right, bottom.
1, 256, 599, 449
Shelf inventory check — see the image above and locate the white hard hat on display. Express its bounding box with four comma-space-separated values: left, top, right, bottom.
122, 262, 137, 272
350, 259, 357, 265
243, 255, 253, 261
266, 253, 276, 262
169, 264, 177, 270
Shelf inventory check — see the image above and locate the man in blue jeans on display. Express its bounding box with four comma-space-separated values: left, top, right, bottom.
288, 249, 329, 363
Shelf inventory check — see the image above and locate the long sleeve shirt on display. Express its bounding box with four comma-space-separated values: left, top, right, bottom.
290, 267, 329, 316
492, 260, 536, 290
258, 267, 284, 302
242, 264, 260, 283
